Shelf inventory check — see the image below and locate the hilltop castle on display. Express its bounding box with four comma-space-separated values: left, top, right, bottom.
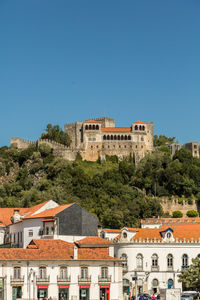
11, 117, 154, 163
65, 117, 153, 163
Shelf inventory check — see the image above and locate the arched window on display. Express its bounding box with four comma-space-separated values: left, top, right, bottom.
168, 279, 173, 289
14, 267, 21, 279
60, 267, 68, 279
114, 135, 117, 140
89, 125, 92, 130
107, 135, 110, 140
139, 125, 142, 130
152, 254, 158, 267
118, 135, 120, 140
198, 254, 200, 259
96, 125, 99, 130
136, 254, 143, 270
103, 135, 106, 140
135, 125, 138, 130
167, 254, 173, 268
128, 135, 131, 140
85, 125, 88, 130
182, 254, 188, 268
125, 135, 127, 140
101, 266, 108, 279
111, 135, 113, 140
121, 253, 128, 270
142, 125, 145, 131
92, 124, 95, 130
39, 267, 47, 279
121, 136, 124, 140
152, 279, 159, 287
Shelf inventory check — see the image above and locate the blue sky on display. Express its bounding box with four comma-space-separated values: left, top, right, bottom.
0, 0, 200, 146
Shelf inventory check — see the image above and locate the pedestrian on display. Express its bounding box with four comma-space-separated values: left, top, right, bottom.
151, 294, 156, 300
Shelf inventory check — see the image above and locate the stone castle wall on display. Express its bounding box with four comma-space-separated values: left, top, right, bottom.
10, 137, 78, 161
160, 197, 198, 216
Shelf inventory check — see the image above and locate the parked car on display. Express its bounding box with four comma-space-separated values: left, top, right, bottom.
181, 291, 198, 300
137, 293, 151, 300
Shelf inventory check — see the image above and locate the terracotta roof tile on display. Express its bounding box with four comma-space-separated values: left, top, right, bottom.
76, 236, 113, 246
85, 119, 101, 123
0, 239, 118, 261
134, 120, 145, 124
101, 128, 131, 133
141, 218, 200, 224
24, 203, 74, 219
103, 229, 121, 233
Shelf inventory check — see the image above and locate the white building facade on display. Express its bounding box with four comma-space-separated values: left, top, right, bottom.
113, 226, 200, 296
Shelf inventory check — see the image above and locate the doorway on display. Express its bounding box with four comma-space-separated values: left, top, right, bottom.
12, 286, 22, 300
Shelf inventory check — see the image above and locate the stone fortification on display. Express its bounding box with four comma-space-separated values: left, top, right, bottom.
65, 117, 154, 163
11, 117, 154, 163
160, 197, 198, 216
10, 137, 78, 161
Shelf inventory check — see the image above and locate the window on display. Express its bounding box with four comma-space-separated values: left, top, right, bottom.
14, 267, 21, 279
123, 232, 127, 239
45, 227, 49, 235
28, 230, 33, 237
136, 254, 143, 270
198, 254, 200, 259
152, 279, 159, 287
167, 254, 173, 268
20, 232, 22, 243
182, 254, 188, 269
39, 267, 46, 279
152, 254, 158, 267
121, 253, 128, 270
101, 267, 108, 278
60, 267, 67, 279
81, 267, 88, 279
167, 232, 171, 238
168, 279, 173, 289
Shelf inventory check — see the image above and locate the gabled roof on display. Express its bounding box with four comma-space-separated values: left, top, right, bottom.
0, 208, 30, 226
103, 229, 121, 233
23, 203, 74, 219
0, 239, 119, 261
134, 120, 145, 124
85, 119, 100, 124
76, 236, 113, 247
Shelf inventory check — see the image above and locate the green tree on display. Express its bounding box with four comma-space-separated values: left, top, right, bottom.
172, 210, 183, 218
178, 257, 200, 290
186, 210, 199, 217
153, 135, 176, 147
41, 124, 71, 147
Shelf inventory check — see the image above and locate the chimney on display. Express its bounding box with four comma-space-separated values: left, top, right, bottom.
73, 246, 78, 259
109, 246, 114, 257
12, 209, 21, 223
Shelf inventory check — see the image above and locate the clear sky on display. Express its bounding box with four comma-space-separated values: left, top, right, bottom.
0, 0, 200, 147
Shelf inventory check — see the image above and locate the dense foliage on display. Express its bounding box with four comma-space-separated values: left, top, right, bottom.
0, 136, 199, 227
178, 257, 200, 290
40, 124, 71, 147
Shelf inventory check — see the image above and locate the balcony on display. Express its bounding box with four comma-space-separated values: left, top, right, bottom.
57, 275, 71, 283
10, 276, 24, 284
122, 266, 128, 273
181, 266, 188, 271
36, 275, 50, 283
78, 275, 91, 283
98, 275, 111, 283
151, 266, 159, 272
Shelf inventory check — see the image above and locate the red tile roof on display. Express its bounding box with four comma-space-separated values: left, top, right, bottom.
85, 119, 101, 123
0, 208, 30, 226
76, 236, 113, 246
101, 128, 131, 133
23, 203, 73, 219
103, 229, 121, 233
0, 239, 119, 261
141, 218, 200, 224
134, 120, 145, 124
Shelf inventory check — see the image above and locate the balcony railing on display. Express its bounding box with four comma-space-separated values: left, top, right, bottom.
181, 265, 188, 271
57, 275, 71, 283
10, 276, 24, 284
98, 275, 111, 283
151, 266, 159, 271
36, 275, 50, 283
78, 275, 91, 283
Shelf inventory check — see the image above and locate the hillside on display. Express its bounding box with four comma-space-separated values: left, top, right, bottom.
0, 143, 200, 228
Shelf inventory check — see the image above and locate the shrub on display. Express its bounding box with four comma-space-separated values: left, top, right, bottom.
172, 210, 183, 218
186, 210, 199, 217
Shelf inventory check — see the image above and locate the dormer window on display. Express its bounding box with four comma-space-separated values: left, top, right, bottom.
123, 232, 127, 239
167, 232, 171, 239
